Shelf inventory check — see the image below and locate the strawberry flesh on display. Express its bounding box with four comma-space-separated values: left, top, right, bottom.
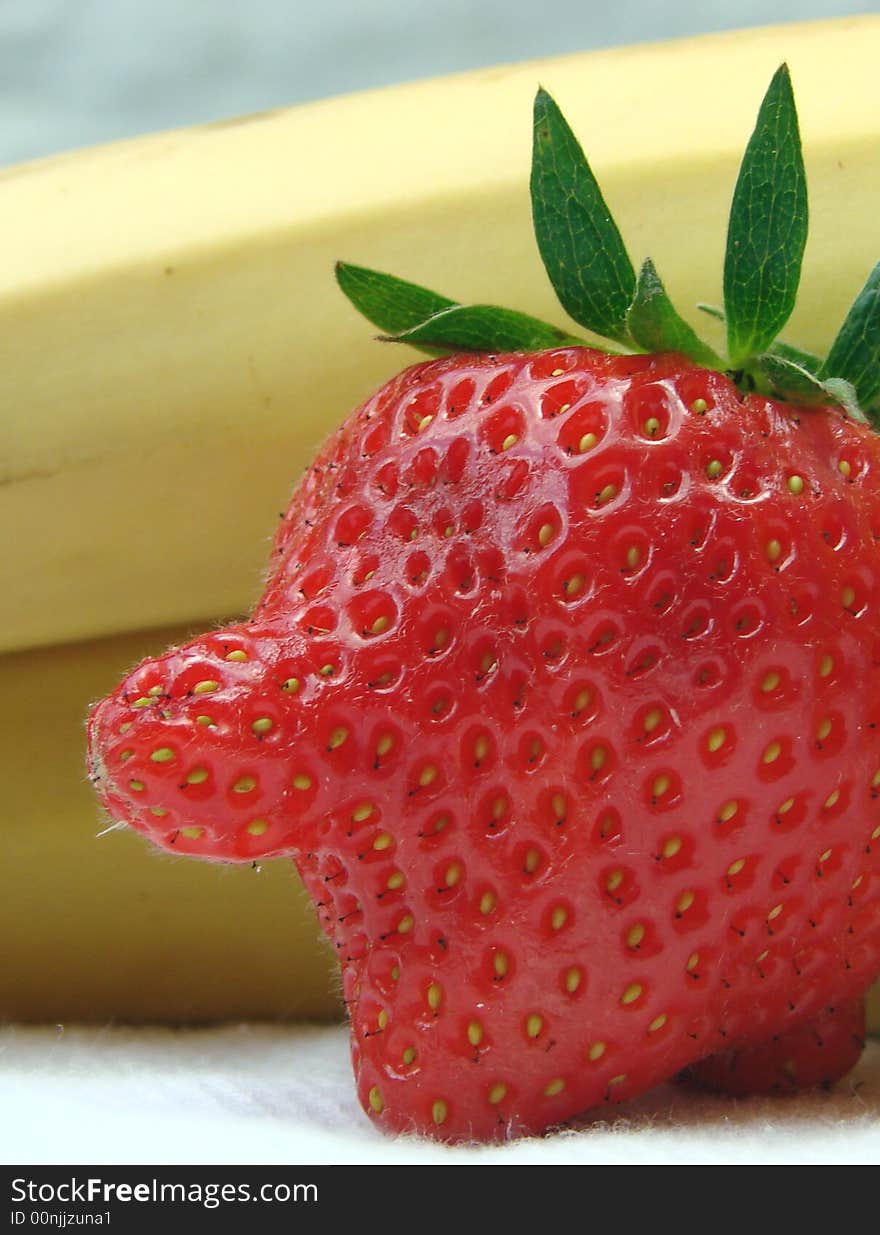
88, 347, 880, 1140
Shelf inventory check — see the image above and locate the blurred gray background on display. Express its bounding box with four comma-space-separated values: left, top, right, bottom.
0, 0, 873, 167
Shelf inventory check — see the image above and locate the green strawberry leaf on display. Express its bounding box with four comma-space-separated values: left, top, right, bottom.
380, 303, 588, 353
758, 353, 866, 422
723, 65, 808, 367
819, 262, 880, 409
531, 88, 636, 344
627, 258, 723, 367
335, 262, 457, 353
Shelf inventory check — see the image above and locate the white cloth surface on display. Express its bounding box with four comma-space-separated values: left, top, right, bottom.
1, 1023, 877, 1165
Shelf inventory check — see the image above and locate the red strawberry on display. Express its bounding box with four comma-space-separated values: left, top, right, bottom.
87, 66, 880, 1142
681, 999, 866, 1096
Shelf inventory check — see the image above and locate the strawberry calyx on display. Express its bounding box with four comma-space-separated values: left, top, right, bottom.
337, 65, 880, 426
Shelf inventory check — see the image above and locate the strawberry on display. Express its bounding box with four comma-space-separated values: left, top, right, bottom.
87, 65, 880, 1142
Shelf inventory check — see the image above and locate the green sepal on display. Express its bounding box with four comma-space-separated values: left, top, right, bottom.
380, 303, 588, 353
723, 65, 808, 367
335, 262, 457, 354
822, 378, 869, 425
338, 72, 880, 436
757, 353, 866, 421
820, 262, 880, 409
627, 258, 723, 367
531, 87, 635, 344
767, 339, 822, 373
336, 262, 589, 357
697, 303, 726, 323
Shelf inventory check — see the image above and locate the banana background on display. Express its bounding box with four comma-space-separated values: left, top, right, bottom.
2, 15, 878, 1029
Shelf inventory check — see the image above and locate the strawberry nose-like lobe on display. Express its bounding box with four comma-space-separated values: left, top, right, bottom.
87, 624, 319, 861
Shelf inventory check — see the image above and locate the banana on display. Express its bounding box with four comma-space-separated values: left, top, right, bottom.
3, 15, 880, 1029
1, 15, 879, 655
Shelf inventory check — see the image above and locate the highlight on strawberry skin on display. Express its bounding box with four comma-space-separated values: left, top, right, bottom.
87, 65, 880, 1142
